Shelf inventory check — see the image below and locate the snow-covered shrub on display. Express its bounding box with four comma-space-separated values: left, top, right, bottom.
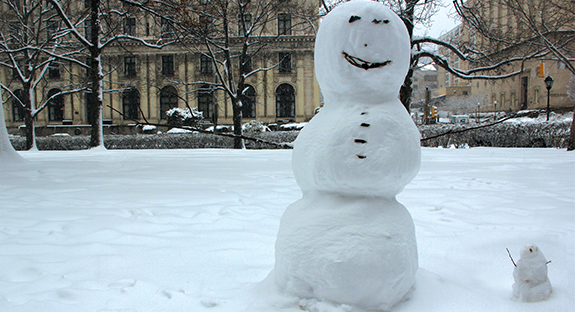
165, 107, 203, 128
242, 120, 269, 135
419, 112, 572, 148
279, 123, 306, 131
141, 125, 157, 134
166, 128, 194, 134
205, 125, 233, 133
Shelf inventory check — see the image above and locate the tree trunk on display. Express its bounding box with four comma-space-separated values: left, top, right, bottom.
399, 0, 416, 113
568, 109, 575, 151
232, 99, 243, 149
400, 68, 414, 112
23, 84, 35, 150
88, 0, 104, 149
24, 111, 35, 150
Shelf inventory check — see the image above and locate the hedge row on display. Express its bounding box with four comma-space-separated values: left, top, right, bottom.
10, 131, 300, 151
419, 119, 571, 148
9, 119, 572, 150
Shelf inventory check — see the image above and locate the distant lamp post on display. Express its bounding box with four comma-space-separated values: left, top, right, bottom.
477, 102, 480, 123
493, 100, 497, 120
544, 75, 554, 121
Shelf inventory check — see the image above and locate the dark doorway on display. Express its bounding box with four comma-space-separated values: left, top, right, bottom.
520, 76, 528, 110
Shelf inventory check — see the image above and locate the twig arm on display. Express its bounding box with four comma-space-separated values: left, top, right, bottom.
507, 248, 517, 267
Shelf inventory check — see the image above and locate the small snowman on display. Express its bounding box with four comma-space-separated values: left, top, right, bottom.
512, 244, 552, 302
273, 1, 421, 311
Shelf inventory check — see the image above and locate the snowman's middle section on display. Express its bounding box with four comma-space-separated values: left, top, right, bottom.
292, 103, 421, 198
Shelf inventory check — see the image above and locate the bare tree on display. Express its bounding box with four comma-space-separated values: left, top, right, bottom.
126, 0, 318, 149
0, 0, 84, 150
453, 0, 575, 149
47, 0, 174, 149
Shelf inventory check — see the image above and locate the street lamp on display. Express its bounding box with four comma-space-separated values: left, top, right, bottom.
477, 102, 480, 123
493, 100, 497, 120
544, 75, 554, 121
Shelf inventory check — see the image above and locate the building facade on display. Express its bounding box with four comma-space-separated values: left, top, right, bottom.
429, 0, 574, 113
1, 0, 321, 135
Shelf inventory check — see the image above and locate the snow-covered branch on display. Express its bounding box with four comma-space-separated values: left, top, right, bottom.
47, 0, 92, 48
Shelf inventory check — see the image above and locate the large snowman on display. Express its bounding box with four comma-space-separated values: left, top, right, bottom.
273, 1, 421, 311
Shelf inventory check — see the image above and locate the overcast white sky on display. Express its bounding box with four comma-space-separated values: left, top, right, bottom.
413, 1, 460, 38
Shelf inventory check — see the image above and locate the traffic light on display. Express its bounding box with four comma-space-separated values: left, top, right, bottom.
538, 62, 545, 78
431, 106, 438, 118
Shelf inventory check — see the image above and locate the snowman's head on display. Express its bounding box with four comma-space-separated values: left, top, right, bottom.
315, 0, 410, 104
520, 244, 540, 259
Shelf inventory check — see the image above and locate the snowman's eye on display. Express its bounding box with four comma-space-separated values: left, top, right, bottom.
349, 15, 361, 23
372, 19, 390, 24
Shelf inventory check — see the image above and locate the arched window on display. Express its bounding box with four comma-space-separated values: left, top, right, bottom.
276, 83, 295, 118
197, 84, 214, 123
123, 87, 140, 120
160, 86, 178, 120
47, 88, 64, 121
12, 89, 25, 122
241, 84, 256, 118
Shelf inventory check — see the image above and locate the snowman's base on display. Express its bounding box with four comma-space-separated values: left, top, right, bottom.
274, 192, 418, 311
512, 279, 552, 302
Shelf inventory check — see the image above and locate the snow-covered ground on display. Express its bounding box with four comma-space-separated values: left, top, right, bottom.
0, 148, 573, 312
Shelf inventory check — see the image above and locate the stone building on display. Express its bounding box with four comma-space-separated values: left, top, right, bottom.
433, 0, 574, 113
1, 0, 321, 135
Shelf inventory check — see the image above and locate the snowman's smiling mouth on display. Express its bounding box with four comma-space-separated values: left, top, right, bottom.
342, 51, 391, 70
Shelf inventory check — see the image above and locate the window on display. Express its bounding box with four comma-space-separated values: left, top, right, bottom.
85, 91, 95, 124
85, 21, 92, 41
122, 87, 140, 120
240, 55, 251, 73
278, 13, 291, 35
124, 17, 136, 36
47, 89, 64, 121
162, 55, 174, 76
238, 13, 252, 36
279, 52, 291, 73
9, 22, 21, 43
85, 57, 92, 77
161, 18, 174, 38
12, 89, 25, 122
12, 60, 21, 79
200, 54, 212, 74
47, 20, 59, 42
160, 86, 178, 120
48, 62, 60, 79
276, 84, 295, 118
124, 56, 136, 77
241, 85, 256, 118
197, 85, 214, 122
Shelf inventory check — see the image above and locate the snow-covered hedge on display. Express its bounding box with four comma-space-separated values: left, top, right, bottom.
8, 113, 572, 150
419, 117, 572, 148
9, 131, 299, 150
